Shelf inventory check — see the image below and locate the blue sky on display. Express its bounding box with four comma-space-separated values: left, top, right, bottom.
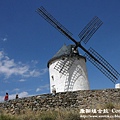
0, 0, 120, 102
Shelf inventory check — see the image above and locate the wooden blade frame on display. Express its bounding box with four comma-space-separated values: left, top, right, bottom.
78, 16, 103, 44
85, 48, 120, 83
36, 6, 73, 40
36, 6, 120, 83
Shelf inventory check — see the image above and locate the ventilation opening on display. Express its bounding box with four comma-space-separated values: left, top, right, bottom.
51, 75, 54, 81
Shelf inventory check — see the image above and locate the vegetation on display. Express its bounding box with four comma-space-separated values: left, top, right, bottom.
0, 114, 18, 120
0, 108, 120, 120
105, 102, 115, 109
0, 110, 80, 120
0, 102, 119, 120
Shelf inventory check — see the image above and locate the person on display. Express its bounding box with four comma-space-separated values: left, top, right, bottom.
4, 93, 9, 101
52, 85, 56, 96
16, 94, 19, 99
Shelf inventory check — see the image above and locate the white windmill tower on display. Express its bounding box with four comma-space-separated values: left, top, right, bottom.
47, 44, 90, 93
36, 6, 120, 93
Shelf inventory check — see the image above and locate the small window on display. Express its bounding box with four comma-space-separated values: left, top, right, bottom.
51, 76, 54, 81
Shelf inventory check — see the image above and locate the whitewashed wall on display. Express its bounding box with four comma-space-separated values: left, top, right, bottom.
49, 55, 90, 93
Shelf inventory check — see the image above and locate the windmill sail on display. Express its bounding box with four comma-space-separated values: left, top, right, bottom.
36, 6, 74, 41
78, 16, 103, 44
85, 48, 120, 83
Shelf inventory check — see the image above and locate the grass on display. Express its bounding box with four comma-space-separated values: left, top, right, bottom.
0, 109, 80, 120
0, 114, 18, 120
105, 102, 115, 109
1, 110, 120, 120
0, 106, 120, 120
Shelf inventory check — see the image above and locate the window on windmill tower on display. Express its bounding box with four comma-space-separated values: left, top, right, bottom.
51, 76, 54, 81
62, 57, 65, 60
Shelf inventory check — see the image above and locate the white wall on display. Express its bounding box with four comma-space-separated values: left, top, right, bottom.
115, 83, 120, 89
49, 56, 90, 93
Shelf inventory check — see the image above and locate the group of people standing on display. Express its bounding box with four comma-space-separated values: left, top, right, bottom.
4, 93, 19, 101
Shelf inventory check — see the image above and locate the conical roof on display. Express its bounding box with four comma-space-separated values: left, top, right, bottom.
53, 44, 75, 58
47, 44, 85, 68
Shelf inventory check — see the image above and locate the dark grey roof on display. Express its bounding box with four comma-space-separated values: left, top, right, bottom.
47, 44, 86, 68
53, 44, 74, 58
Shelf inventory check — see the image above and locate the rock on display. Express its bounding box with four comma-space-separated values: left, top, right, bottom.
0, 89, 119, 115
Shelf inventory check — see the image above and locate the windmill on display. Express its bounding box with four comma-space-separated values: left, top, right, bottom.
36, 6, 120, 92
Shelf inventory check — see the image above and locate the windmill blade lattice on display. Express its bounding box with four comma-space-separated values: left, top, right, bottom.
85, 47, 120, 83
36, 6, 73, 40
78, 16, 103, 44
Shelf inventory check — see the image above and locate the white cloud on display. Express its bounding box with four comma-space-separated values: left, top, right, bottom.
0, 91, 29, 102
0, 50, 47, 79
31, 60, 38, 65
0, 34, 8, 42
36, 84, 49, 92
0, 96, 3, 102
9, 91, 29, 100
36, 88, 41, 92
0, 37, 7, 42
19, 79, 26, 82
39, 68, 48, 75
29, 69, 40, 77
12, 88, 20, 92
2, 38, 7, 42
18, 91, 29, 98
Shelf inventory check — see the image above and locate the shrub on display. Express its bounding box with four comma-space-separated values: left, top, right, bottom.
0, 114, 19, 120
39, 111, 57, 120
105, 102, 114, 109
64, 113, 80, 120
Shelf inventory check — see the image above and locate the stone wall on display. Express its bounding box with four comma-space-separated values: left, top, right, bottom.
0, 89, 120, 115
